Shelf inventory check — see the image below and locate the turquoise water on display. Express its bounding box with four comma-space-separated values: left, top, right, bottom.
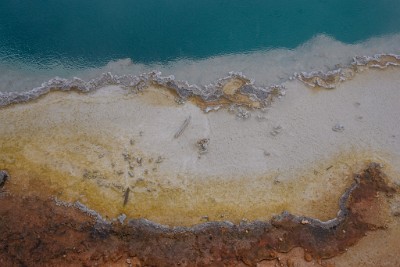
1, 0, 400, 92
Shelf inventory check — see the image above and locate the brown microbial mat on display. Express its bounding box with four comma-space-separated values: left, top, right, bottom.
1, 60, 400, 266
1, 163, 399, 267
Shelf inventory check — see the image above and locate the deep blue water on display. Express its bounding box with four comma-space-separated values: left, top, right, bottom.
1, 0, 400, 68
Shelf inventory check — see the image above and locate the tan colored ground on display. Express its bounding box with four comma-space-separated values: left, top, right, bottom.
1, 66, 400, 265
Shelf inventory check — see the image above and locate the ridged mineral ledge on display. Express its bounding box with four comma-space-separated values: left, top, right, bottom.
0, 163, 397, 266
1, 53, 399, 109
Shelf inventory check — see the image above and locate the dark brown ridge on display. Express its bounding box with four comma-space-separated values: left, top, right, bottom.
0, 163, 396, 266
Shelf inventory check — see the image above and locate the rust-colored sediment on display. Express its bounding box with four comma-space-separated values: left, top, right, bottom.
0, 163, 398, 266
155, 77, 276, 110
